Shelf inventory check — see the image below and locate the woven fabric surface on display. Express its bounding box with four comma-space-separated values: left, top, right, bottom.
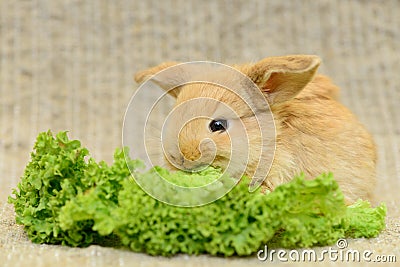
0, 1, 399, 266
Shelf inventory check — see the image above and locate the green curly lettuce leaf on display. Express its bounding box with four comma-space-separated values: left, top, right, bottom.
344, 199, 386, 238
9, 131, 387, 256
8, 131, 92, 245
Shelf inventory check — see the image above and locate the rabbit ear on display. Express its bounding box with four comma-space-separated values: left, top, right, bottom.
248, 55, 321, 105
134, 62, 181, 98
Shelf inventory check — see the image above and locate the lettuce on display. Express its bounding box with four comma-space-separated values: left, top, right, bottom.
9, 131, 386, 256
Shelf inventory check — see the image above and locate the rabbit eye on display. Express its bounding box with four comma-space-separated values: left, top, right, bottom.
209, 119, 228, 132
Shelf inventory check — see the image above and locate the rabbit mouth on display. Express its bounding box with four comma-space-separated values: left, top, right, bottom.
165, 152, 232, 173
181, 157, 228, 173
182, 162, 210, 172
165, 153, 213, 172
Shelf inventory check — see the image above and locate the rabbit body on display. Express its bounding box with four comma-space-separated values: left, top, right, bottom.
135, 55, 377, 203
260, 74, 376, 202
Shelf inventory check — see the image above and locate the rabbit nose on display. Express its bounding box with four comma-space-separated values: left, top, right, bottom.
184, 153, 201, 162
182, 150, 215, 171
180, 143, 202, 162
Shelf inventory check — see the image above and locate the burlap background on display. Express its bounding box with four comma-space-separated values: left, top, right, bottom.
1, 1, 399, 266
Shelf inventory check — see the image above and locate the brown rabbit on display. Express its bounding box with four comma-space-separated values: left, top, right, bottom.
134, 55, 377, 203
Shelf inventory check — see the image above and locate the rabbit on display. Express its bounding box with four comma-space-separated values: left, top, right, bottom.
134, 55, 377, 203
